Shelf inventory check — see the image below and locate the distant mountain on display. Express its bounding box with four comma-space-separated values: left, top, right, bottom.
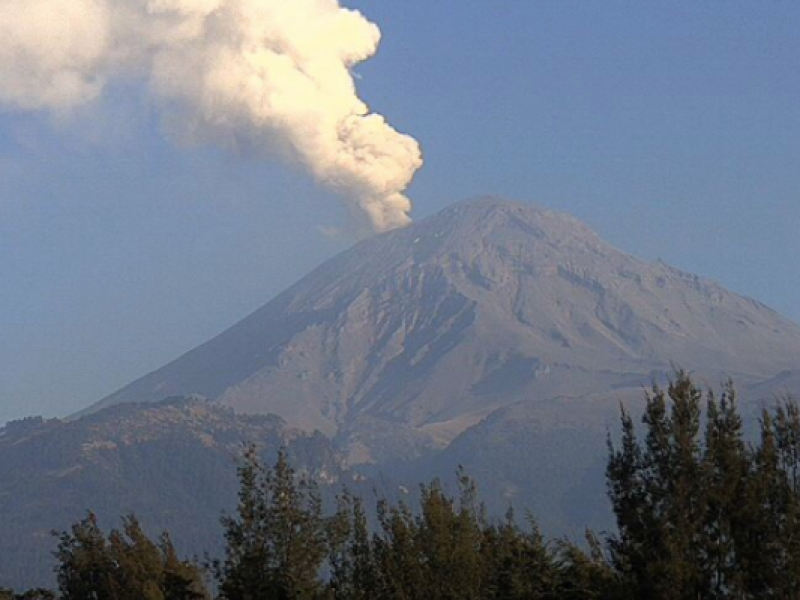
6, 197, 800, 589
0, 399, 344, 590
88, 197, 800, 462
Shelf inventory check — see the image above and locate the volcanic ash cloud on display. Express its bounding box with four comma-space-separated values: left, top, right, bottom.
0, 0, 423, 232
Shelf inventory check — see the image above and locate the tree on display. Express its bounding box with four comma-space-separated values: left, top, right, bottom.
607, 372, 711, 599
606, 374, 800, 598
161, 533, 209, 600
741, 409, 784, 595
414, 476, 484, 599
372, 496, 426, 599
326, 492, 376, 600
55, 512, 121, 600
481, 509, 557, 599
756, 399, 800, 596
701, 384, 748, 598
552, 533, 618, 600
55, 513, 208, 600
215, 446, 326, 600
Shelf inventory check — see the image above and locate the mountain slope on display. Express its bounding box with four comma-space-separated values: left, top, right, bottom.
7, 197, 800, 589
0, 399, 343, 590
89, 197, 800, 462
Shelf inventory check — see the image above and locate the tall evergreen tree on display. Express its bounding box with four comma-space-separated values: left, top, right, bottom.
769, 400, 800, 596
414, 477, 484, 599
372, 497, 426, 599
607, 375, 800, 598
215, 446, 326, 600
326, 492, 376, 600
701, 384, 748, 598
740, 410, 784, 596
214, 444, 273, 599
267, 449, 326, 599
607, 372, 710, 599
606, 404, 645, 594
109, 515, 169, 600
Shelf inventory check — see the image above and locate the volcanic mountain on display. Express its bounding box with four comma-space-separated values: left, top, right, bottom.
89, 197, 800, 463
6, 197, 800, 589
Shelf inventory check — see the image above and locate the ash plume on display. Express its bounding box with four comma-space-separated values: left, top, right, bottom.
0, 0, 423, 231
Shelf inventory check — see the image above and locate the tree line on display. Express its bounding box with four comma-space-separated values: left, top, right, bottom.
4, 371, 800, 599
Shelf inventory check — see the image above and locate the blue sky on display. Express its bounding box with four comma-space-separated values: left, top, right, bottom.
2, 1, 800, 424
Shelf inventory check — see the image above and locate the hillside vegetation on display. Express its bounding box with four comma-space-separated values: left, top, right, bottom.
6, 373, 800, 598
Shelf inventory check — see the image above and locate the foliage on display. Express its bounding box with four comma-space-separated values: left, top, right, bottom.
211, 446, 327, 600
607, 371, 800, 599
209, 447, 612, 599
9, 373, 800, 599
54, 512, 208, 600
0, 590, 55, 600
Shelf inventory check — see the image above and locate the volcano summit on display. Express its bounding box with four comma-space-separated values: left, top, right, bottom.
88, 197, 800, 462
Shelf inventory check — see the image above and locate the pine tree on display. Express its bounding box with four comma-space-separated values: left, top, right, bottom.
326, 492, 376, 600
215, 446, 326, 600
606, 404, 645, 593
553, 533, 618, 600
55, 512, 209, 600
740, 410, 783, 596
659, 373, 707, 597
701, 384, 748, 598
770, 399, 800, 596
481, 509, 557, 600
215, 444, 274, 600
161, 534, 208, 600
267, 449, 326, 599
55, 512, 121, 600
414, 477, 483, 599
109, 515, 167, 600
372, 497, 425, 599
607, 372, 710, 599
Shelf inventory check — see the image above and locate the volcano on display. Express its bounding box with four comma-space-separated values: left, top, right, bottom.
88, 197, 800, 463
6, 197, 800, 588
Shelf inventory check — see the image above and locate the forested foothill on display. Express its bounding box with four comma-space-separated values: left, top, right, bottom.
4, 372, 800, 599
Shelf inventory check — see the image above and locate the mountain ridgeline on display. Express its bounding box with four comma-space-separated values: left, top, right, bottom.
88, 198, 800, 461
0, 400, 344, 589
4, 197, 800, 589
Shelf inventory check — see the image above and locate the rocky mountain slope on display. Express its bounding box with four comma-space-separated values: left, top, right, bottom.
88, 198, 800, 463
6, 197, 800, 589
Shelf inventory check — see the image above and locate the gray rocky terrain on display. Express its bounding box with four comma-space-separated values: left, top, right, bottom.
89, 197, 800, 463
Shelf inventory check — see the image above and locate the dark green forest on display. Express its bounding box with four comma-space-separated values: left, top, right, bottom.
5, 372, 800, 599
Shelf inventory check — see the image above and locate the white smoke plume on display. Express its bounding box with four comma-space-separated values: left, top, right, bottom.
0, 0, 422, 231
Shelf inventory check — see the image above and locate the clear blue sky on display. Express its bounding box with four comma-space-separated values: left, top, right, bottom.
2, 1, 799, 424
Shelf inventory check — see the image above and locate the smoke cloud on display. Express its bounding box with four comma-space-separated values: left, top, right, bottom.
0, 0, 422, 231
